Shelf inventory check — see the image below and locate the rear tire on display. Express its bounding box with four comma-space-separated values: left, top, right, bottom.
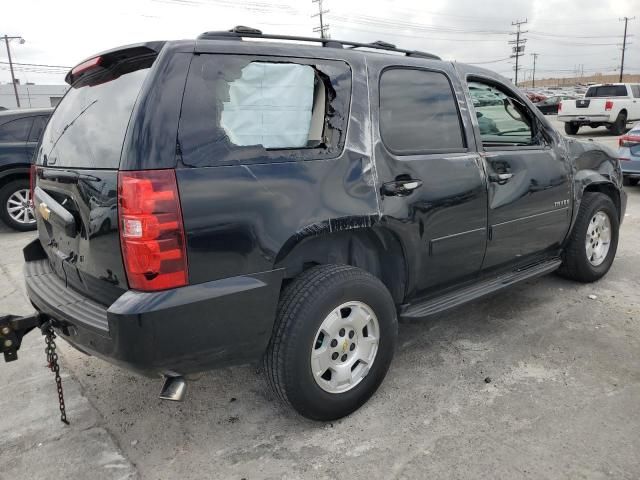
0, 179, 36, 232
610, 112, 627, 136
558, 193, 619, 283
564, 122, 579, 135
264, 264, 397, 420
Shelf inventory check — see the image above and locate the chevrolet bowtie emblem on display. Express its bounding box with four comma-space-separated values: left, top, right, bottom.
38, 202, 50, 221
342, 339, 349, 353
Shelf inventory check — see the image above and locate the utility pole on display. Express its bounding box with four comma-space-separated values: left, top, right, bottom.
509, 19, 528, 86
531, 53, 539, 88
2, 35, 24, 108
619, 16, 635, 82
312, 0, 330, 39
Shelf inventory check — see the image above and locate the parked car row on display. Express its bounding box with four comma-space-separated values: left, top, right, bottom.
619, 122, 640, 186
0, 108, 53, 231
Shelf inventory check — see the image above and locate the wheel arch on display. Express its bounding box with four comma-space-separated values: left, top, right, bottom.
274, 224, 407, 305
0, 166, 30, 189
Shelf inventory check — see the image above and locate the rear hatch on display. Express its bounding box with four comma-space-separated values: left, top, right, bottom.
33, 46, 159, 306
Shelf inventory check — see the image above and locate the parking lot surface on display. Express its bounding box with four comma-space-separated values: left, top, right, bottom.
1, 120, 639, 479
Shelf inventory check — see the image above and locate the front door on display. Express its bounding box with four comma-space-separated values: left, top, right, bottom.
464, 76, 572, 270
369, 61, 488, 300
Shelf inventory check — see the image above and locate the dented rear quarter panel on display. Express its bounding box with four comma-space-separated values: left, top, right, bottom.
174, 45, 381, 284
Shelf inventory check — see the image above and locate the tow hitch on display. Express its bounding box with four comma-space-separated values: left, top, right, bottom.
1, 313, 70, 424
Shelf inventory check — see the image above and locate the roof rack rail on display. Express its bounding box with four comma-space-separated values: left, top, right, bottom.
197, 26, 441, 60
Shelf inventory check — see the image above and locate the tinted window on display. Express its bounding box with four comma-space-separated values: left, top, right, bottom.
585, 85, 628, 97
0, 117, 33, 142
631, 85, 640, 98
179, 55, 351, 167
379, 69, 465, 153
28, 115, 49, 142
37, 65, 150, 168
468, 80, 536, 147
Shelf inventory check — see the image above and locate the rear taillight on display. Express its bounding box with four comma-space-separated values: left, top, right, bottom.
29, 164, 36, 205
619, 134, 640, 147
118, 170, 188, 291
605, 100, 614, 111
558, 101, 562, 112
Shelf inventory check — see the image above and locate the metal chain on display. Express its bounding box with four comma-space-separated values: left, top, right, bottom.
43, 323, 69, 425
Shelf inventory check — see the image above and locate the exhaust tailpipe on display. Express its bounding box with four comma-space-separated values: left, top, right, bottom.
159, 375, 186, 401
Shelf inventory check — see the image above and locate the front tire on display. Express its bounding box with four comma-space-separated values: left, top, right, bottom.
623, 177, 639, 187
558, 193, 619, 282
0, 179, 37, 231
564, 122, 579, 135
264, 264, 397, 420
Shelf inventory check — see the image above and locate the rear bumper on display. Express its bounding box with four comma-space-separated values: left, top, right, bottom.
557, 114, 612, 124
23, 240, 284, 376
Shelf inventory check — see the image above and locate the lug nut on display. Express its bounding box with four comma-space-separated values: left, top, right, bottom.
339, 328, 345, 337
4, 339, 13, 347
1, 327, 10, 335
341, 354, 347, 362
332, 352, 339, 360
350, 343, 355, 351
330, 339, 338, 348
348, 331, 354, 339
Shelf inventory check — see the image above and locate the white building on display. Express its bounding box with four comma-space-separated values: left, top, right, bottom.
0, 83, 68, 110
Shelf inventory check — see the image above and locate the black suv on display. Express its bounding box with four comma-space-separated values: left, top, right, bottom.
0, 108, 52, 231
5, 29, 627, 420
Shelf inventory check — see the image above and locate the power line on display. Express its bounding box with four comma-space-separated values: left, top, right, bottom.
531, 53, 539, 88
311, 0, 329, 39
619, 16, 636, 81
0, 61, 71, 69
509, 19, 528, 85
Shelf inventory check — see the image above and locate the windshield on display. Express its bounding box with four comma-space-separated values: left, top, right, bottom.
37, 65, 150, 169
585, 85, 628, 98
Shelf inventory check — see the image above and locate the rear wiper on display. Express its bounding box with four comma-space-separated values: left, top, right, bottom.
40, 169, 101, 183
44, 100, 98, 164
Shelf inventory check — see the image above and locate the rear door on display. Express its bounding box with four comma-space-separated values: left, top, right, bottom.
369, 60, 488, 300
463, 75, 571, 270
33, 50, 157, 305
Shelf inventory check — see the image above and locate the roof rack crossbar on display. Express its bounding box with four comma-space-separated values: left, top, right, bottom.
197, 27, 441, 60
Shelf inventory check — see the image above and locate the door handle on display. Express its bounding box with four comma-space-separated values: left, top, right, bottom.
489, 173, 513, 183
381, 179, 423, 197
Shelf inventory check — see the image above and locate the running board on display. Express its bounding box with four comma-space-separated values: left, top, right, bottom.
400, 258, 562, 320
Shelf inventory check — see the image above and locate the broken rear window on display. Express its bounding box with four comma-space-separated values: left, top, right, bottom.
178, 55, 351, 167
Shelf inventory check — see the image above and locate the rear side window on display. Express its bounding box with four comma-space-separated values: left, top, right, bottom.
29, 115, 49, 142
0, 117, 33, 142
632, 85, 640, 98
37, 62, 151, 169
179, 55, 352, 167
379, 69, 465, 154
585, 85, 628, 98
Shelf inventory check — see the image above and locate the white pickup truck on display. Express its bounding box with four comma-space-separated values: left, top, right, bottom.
558, 83, 640, 135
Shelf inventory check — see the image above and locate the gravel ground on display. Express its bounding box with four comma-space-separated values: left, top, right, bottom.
1, 116, 639, 479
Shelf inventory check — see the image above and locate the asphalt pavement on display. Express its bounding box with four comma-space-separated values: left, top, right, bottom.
1, 118, 639, 480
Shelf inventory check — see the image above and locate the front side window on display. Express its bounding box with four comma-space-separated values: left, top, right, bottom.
0, 117, 33, 142
379, 69, 465, 154
179, 55, 351, 167
468, 80, 537, 147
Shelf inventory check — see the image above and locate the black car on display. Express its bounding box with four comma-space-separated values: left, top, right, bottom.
0, 108, 53, 230
534, 95, 579, 115
1, 28, 626, 421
